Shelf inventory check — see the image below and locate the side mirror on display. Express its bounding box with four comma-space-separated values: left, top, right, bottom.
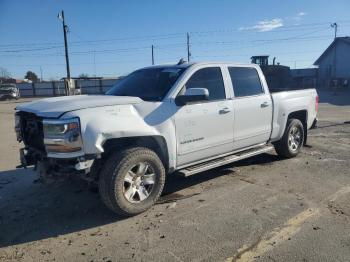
175, 88, 209, 106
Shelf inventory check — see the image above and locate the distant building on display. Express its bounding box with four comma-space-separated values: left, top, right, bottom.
290, 68, 318, 89
0, 78, 28, 84
314, 37, 350, 87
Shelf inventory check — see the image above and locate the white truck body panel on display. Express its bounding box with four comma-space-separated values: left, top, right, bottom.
16, 62, 318, 172
174, 99, 235, 166
270, 89, 318, 142
16, 95, 142, 118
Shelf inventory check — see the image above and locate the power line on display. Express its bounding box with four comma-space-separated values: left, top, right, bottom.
0, 34, 333, 58
4, 48, 326, 67
0, 33, 186, 48
3, 19, 348, 77
2, 19, 349, 50
0, 45, 63, 53
69, 46, 151, 55
0, 24, 336, 55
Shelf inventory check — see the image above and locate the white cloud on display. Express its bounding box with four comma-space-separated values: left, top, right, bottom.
292, 11, 308, 23
239, 18, 283, 32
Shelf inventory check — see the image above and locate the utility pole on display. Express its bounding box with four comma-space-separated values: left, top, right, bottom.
40, 66, 43, 82
187, 32, 191, 62
151, 45, 154, 65
58, 10, 72, 95
93, 50, 97, 76
331, 22, 338, 39
330, 23, 338, 89
59, 10, 71, 79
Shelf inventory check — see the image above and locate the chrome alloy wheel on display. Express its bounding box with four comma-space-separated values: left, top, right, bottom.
288, 126, 302, 152
123, 162, 156, 203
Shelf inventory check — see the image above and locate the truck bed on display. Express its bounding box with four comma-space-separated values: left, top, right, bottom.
269, 88, 318, 142
269, 86, 315, 93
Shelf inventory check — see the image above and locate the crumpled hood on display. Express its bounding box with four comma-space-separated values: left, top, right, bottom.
16, 95, 142, 118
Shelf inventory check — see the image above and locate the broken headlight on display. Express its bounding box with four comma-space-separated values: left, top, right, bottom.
43, 118, 83, 153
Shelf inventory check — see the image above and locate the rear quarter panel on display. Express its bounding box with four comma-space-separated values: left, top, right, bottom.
270, 89, 318, 142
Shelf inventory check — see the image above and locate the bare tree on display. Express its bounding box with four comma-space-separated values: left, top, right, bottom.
0, 67, 11, 79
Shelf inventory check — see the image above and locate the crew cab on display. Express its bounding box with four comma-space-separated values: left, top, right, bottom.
15, 62, 318, 216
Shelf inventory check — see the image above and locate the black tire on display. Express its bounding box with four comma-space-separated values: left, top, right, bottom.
274, 119, 304, 158
98, 147, 165, 216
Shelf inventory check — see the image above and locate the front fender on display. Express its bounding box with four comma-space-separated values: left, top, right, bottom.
62, 102, 177, 170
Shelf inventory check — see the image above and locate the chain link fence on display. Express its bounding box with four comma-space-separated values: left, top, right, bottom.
16, 78, 119, 97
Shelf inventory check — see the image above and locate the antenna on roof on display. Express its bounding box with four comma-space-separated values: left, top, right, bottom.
177, 58, 186, 65
331, 22, 338, 39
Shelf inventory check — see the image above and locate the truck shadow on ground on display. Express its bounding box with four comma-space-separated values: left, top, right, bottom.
0, 168, 120, 248
162, 153, 283, 197
0, 153, 282, 248
315, 121, 350, 129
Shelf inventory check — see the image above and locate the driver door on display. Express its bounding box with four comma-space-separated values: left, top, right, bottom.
174, 67, 234, 166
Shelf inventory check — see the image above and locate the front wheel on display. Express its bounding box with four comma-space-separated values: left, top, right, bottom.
274, 119, 304, 158
98, 147, 165, 216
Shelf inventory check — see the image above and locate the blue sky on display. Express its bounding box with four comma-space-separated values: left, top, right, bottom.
1, 0, 350, 80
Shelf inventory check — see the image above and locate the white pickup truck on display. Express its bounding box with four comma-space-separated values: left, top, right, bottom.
15, 62, 318, 216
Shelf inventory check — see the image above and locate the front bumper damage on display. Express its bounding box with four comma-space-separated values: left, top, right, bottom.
19, 147, 97, 181
16, 111, 98, 181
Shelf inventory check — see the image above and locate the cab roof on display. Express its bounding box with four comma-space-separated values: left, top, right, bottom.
142, 61, 257, 70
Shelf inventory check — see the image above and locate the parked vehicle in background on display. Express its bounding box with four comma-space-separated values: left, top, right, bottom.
14, 61, 318, 216
0, 84, 20, 100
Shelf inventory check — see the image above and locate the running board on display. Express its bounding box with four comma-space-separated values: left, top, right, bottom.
177, 145, 274, 177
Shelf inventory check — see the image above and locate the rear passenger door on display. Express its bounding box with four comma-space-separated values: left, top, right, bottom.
228, 67, 273, 149
175, 67, 234, 166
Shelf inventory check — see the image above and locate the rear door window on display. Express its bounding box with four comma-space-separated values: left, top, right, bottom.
228, 67, 264, 97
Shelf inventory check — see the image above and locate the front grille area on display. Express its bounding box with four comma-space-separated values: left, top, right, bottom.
0, 90, 12, 95
19, 112, 45, 152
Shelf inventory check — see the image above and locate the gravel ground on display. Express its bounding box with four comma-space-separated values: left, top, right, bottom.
0, 91, 350, 262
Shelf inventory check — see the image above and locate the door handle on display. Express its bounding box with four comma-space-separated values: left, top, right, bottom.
261, 102, 270, 108
219, 107, 231, 114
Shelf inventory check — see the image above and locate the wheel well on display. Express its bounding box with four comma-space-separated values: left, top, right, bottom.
287, 110, 308, 145
102, 136, 169, 171
288, 110, 307, 123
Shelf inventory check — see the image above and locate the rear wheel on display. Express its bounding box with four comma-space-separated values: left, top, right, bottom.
98, 147, 165, 216
274, 119, 304, 158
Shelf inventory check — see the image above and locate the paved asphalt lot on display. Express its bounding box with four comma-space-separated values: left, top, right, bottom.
0, 90, 350, 262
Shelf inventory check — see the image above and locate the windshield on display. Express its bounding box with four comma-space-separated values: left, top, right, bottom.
106, 67, 185, 101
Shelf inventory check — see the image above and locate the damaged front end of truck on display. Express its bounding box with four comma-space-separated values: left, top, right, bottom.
15, 111, 96, 182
